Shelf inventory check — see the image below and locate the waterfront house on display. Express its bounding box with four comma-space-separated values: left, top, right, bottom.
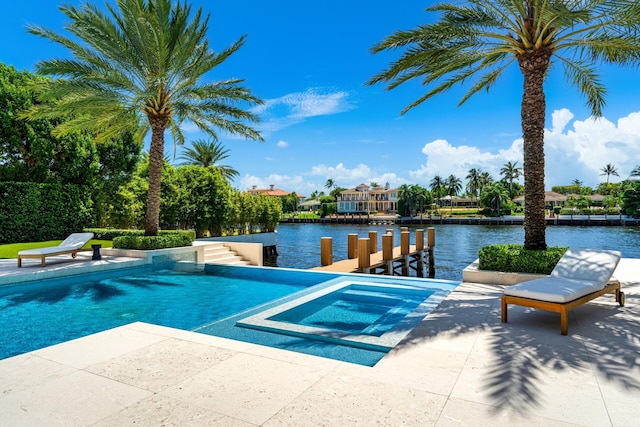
337, 183, 398, 214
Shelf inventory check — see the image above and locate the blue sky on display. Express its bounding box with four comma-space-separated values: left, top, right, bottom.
2, 1, 640, 196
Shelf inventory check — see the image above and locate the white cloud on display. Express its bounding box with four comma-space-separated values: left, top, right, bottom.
276, 140, 289, 148
252, 88, 354, 133
544, 110, 640, 186
309, 163, 372, 182
409, 139, 520, 185
238, 173, 313, 195
409, 109, 640, 189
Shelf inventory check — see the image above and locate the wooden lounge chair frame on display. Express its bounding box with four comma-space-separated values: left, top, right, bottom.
501, 279, 625, 335
18, 249, 81, 268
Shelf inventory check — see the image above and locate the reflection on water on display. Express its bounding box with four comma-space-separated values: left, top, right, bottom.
267, 223, 640, 281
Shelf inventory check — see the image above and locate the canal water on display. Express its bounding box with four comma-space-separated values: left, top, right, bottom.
267, 223, 640, 281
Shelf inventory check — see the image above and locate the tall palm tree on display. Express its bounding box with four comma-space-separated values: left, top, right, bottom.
466, 168, 482, 201
445, 174, 463, 212
600, 163, 619, 184
180, 139, 239, 180
500, 161, 522, 198
367, 1, 640, 250
631, 166, 640, 180
398, 184, 413, 216
430, 175, 445, 206
24, 0, 263, 235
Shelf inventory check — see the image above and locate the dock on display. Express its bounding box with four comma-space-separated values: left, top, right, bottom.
312, 228, 435, 278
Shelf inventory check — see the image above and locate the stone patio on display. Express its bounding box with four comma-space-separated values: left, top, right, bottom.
0, 257, 639, 426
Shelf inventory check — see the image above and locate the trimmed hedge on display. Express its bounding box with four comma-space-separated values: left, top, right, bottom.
84, 228, 196, 241
478, 244, 568, 275
85, 228, 196, 250
0, 182, 92, 244
112, 233, 194, 250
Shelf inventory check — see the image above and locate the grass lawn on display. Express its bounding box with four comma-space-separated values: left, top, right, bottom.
0, 240, 112, 259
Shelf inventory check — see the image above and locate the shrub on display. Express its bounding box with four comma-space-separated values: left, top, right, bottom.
478, 244, 568, 275
112, 233, 193, 250
0, 182, 92, 244
84, 228, 196, 242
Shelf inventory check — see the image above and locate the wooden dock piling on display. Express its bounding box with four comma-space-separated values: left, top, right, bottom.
313, 228, 437, 278
347, 233, 358, 259
358, 238, 371, 273
368, 231, 378, 253
320, 237, 332, 266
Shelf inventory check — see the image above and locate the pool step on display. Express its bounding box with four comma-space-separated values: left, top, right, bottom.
202, 243, 251, 266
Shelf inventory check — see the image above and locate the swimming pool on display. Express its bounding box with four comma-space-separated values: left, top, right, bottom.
0, 263, 458, 365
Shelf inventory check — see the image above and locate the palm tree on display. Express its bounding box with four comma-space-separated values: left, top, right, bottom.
480, 183, 510, 217
368, 1, 640, 250
180, 139, 239, 180
500, 161, 522, 198
600, 163, 619, 184
466, 168, 482, 201
631, 166, 640, 180
430, 175, 445, 207
25, 0, 263, 235
445, 174, 462, 212
398, 184, 413, 216
324, 179, 335, 192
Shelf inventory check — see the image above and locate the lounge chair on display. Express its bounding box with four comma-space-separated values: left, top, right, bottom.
17, 232, 94, 267
501, 248, 624, 335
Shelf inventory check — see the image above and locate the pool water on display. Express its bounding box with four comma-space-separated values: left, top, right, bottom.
269, 285, 435, 336
0, 263, 328, 360
0, 263, 459, 365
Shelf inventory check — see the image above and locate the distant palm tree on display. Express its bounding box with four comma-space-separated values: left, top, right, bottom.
500, 161, 522, 198
324, 179, 335, 192
631, 166, 640, 180
445, 174, 462, 212
480, 183, 510, 217
466, 168, 482, 201
398, 184, 413, 216
368, 0, 640, 250
571, 179, 583, 189
25, 0, 263, 235
180, 139, 239, 180
370, 181, 380, 188
480, 172, 494, 190
430, 175, 445, 206
600, 163, 619, 184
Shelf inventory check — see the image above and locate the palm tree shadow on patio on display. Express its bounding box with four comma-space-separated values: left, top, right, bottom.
392, 281, 640, 413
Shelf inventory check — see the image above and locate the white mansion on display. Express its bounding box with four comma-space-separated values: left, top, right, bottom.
337, 183, 399, 214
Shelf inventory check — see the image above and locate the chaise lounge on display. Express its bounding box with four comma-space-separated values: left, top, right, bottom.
17, 232, 94, 267
501, 248, 624, 335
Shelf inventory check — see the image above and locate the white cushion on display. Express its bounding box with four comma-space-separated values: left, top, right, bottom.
18, 246, 83, 256
504, 276, 604, 303
59, 232, 94, 250
18, 233, 94, 256
550, 249, 621, 284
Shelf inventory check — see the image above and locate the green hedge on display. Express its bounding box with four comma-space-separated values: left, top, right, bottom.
0, 182, 92, 244
558, 207, 621, 215
112, 233, 194, 250
478, 244, 568, 275
83, 228, 196, 241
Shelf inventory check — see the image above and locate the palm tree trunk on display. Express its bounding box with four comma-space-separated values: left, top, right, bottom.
144, 115, 169, 236
519, 49, 551, 250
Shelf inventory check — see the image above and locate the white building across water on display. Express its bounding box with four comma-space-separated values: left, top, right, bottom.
337, 183, 399, 214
